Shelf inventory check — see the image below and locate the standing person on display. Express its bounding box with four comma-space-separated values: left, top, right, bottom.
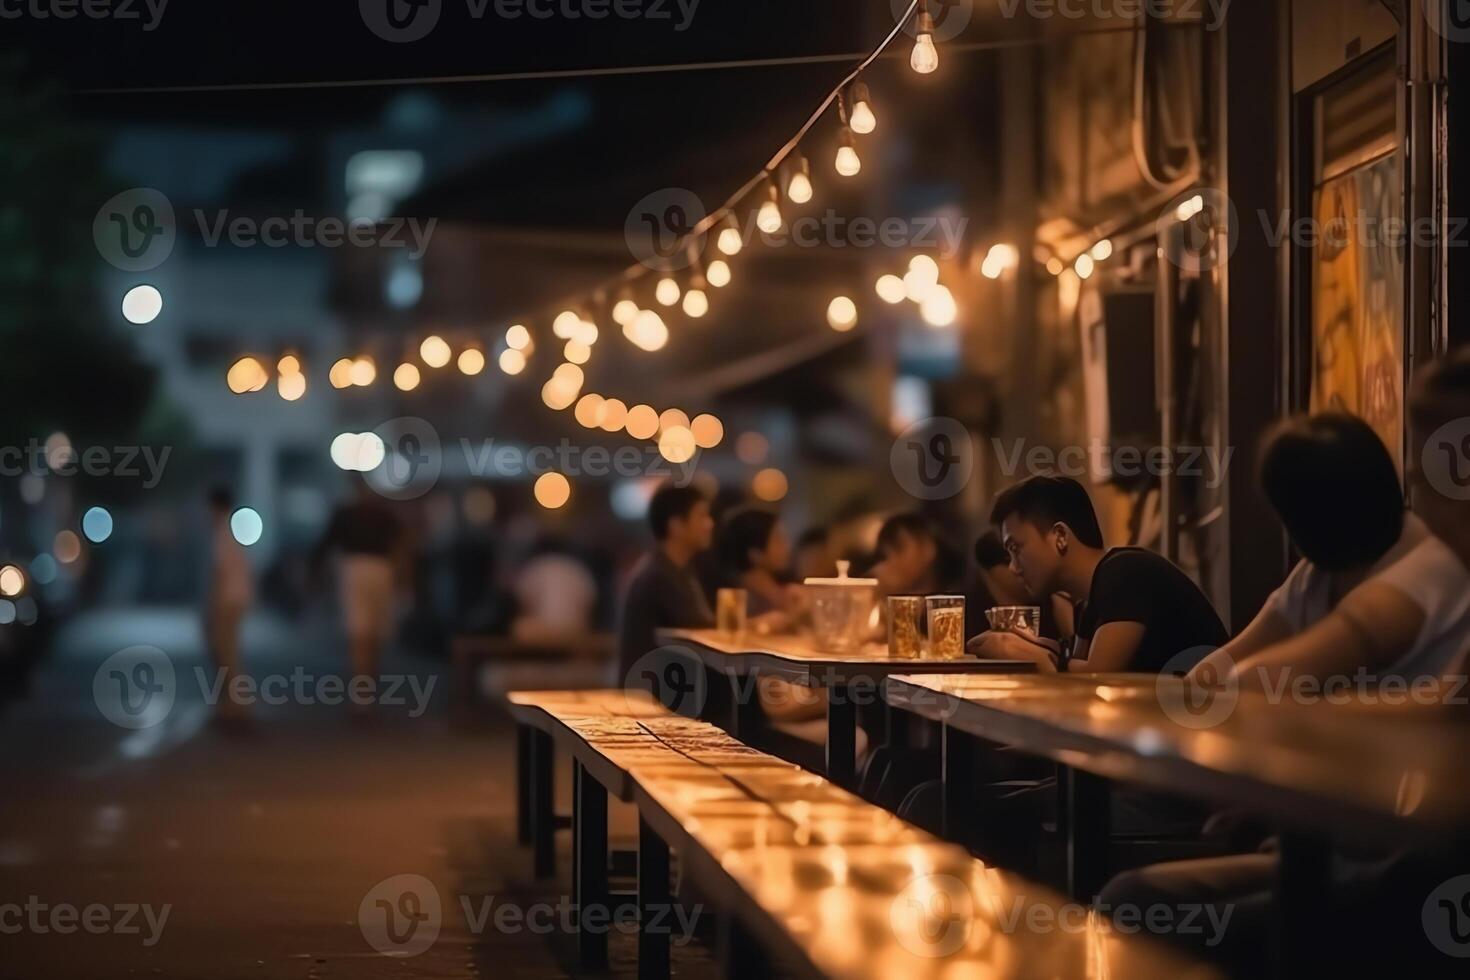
970, 475, 1228, 672
312, 478, 405, 699
616, 484, 716, 678
205, 487, 253, 724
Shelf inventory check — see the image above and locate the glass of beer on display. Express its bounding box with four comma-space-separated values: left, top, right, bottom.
925, 595, 966, 661
887, 595, 924, 660
716, 588, 748, 640
985, 605, 1042, 637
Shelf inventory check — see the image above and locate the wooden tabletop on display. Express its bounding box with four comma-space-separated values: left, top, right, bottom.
657, 628, 1035, 686
884, 673, 1470, 844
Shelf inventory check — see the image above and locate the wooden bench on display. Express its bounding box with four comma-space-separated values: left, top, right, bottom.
508, 688, 1218, 980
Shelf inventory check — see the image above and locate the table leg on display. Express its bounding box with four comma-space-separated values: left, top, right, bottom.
826, 687, 857, 790
638, 817, 671, 980
1065, 767, 1110, 901
942, 723, 976, 845
1274, 830, 1331, 978
574, 762, 609, 969
529, 729, 556, 879
730, 672, 762, 740
515, 724, 531, 845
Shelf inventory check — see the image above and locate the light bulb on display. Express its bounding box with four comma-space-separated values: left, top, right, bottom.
911, 9, 939, 75
420, 335, 451, 368
1075, 253, 1096, 279
612, 299, 640, 325
835, 138, 862, 177
553, 310, 581, 339
850, 94, 876, 134
394, 362, 421, 391
757, 198, 782, 234
655, 277, 681, 306
682, 287, 708, 318
920, 285, 957, 327
706, 259, 731, 288
506, 324, 531, 350
826, 295, 858, 331
875, 274, 906, 304
717, 221, 743, 255
787, 171, 813, 204
1091, 239, 1114, 261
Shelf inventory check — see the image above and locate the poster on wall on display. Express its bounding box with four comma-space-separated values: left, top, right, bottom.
1310, 152, 1405, 468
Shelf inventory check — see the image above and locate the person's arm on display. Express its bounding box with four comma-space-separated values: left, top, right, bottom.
967, 630, 1060, 672
1230, 581, 1427, 688
1063, 621, 1146, 673
1187, 606, 1293, 682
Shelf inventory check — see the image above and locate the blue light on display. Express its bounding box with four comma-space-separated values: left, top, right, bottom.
30, 554, 57, 585
82, 506, 114, 543
230, 507, 264, 546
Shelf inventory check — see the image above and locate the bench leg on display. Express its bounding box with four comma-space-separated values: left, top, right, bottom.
529, 729, 556, 878
1065, 766, 1110, 901
941, 723, 975, 845
1274, 830, 1331, 978
638, 817, 671, 980
516, 724, 532, 845
825, 687, 857, 790
574, 762, 609, 969
729, 673, 762, 740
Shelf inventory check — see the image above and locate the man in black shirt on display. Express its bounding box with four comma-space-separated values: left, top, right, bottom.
969, 475, 1227, 672
616, 483, 716, 678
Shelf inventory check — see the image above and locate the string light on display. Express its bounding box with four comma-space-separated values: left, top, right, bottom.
564, 339, 591, 364
655, 277, 681, 306
1075, 253, 1096, 280
659, 408, 691, 432
658, 425, 697, 464
625, 309, 669, 352
420, 335, 451, 368
682, 280, 709, 318
827, 295, 858, 331
756, 182, 782, 234
599, 398, 629, 432
834, 127, 862, 177
980, 243, 1020, 279
574, 319, 599, 345
506, 324, 532, 350
717, 216, 744, 255
911, 3, 939, 74
499, 348, 527, 375
553, 310, 582, 339
350, 357, 376, 387
784, 153, 813, 204
227, 357, 269, 394
920, 284, 957, 327
875, 274, 906, 304
849, 82, 877, 134
626, 404, 659, 439
612, 299, 640, 326
458, 348, 486, 375
1046, 257, 1065, 276
706, 259, 731, 288
394, 362, 421, 391
278, 371, 306, 401
574, 393, 606, 428
533, 472, 571, 510
691, 414, 725, 448
904, 254, 940, 301
1090, 239, 1114, 261
330, 358, 355, 388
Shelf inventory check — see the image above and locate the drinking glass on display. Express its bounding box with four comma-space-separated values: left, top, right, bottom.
985, 605, 1042, 637
887, 595, 924, 660
716, 588, 748, 640
925, 595, 966, 661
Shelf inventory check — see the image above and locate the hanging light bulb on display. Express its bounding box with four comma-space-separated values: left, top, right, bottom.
849, 82, 877, 134
553, 310, 581, 339
706, 259, 731, 288
826, 295, 858, 332
784, 153, 813, 204
756, 183, 782, 234
875, 274, 906, 304
612, 298, 640, 326
682, 277, 709, 318
911, 4, 939, 74
655, 277, 681, 306
834, 127, 862, 177
717, 216, 743, 255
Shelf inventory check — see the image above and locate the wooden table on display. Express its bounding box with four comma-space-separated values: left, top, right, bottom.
656, 629, 1034, 790
884, 672, 1470, 973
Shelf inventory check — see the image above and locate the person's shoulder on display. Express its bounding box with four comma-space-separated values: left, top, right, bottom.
1099, 547, 1178, 579
1377, 533, 1470, 590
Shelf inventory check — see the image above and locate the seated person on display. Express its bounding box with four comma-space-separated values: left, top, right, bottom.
969, 475, 1228, 672
870, 511, 982, 634
792, 525, 838, 580
615, 484, 715, 681
974, 530, 1073, 643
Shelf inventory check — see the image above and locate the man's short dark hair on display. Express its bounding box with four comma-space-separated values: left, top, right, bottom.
1258, 413, 1404, 571
974, 531, 1010, 569
877, 512, 936, 556
647, 484, 707, 540
989, 476, 1105, 549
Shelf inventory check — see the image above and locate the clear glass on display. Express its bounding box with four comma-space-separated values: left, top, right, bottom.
716, 588, 747, 640
887, 595, 924, 660
925, 595, 966, 661
985, 605, 1041, 636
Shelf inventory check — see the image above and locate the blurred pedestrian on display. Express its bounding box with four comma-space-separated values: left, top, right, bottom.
205, 486, 253, 724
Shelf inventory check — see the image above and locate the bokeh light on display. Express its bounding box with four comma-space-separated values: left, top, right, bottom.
230, 507, 264, 546
81, 506, 114, 544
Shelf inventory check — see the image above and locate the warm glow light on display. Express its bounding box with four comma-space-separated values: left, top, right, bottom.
908, 254, 940, 282
826, 295, 858, 331
911, 9, 939, 74
574, 320, 599, 345
541, 377, 578, 410
394, 362, 421, 391
330, 358, 355, 388
612, 300, 640, 326
835, 131, 861, 177
553, 362, 584, 388
54, 530, 82, 564
658, 426, 697, 464
278, 371, 306, 401
420, 335, 451, 368
499, 348, 527, 375
691, 414, 724, 448
981, 243, 1020, 280
920, 285, 958, 327
655, 277, 681, 306
277, 355, 301, 375
121, 284, 163, 325
506, 324, 532, 350
227, 357, 269, 394
1046, 257, 1065, 276
875, 274, 906, 304
735, 431, 769, 465
0, 565, 24, 597
1175, 194, 1205, 221
717, 224, 743, 255
351, 357, 376, 387
599, 398, 628, 432
1075, 253, 1096, 280
534, 472, 571, 510
787, 171, 813, 204
706, 260, 731, 288
625, 310, 669, 352
659, 408, 690, 432
553, 311, 582, 339
564, 340, 591, 364
574, 393, 606, 428
682, 287, 709, 318
757, 198, 782, 234
457, 348, 486, 375
904, 268, 937, 302
752, 467, 789, 502
850, 98, 877, 135
1091, 239, 1114, 261
625, 404, 659, 439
